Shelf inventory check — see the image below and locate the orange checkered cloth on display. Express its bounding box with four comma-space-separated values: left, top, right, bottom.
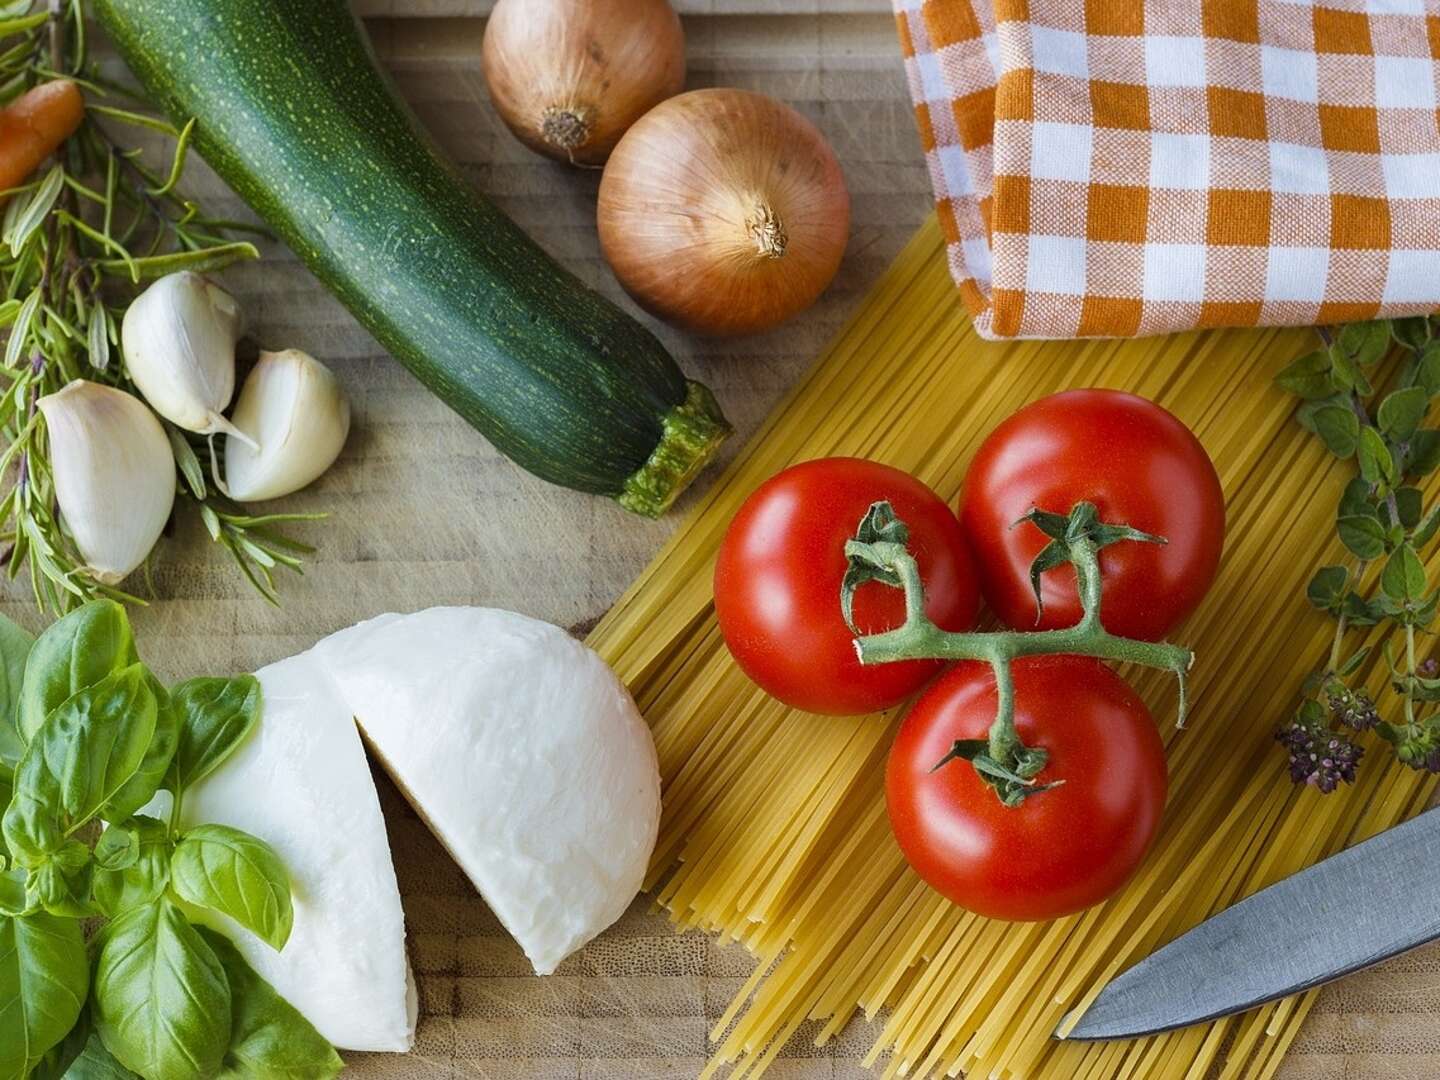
894, 0, 1440, 339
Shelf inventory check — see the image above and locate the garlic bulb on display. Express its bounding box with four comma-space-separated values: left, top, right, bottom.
121, 271, 253, 444
482, 0, 685, 166
39, 381, 176, 585
597, 88, 851, 336
225, 349, 350, 502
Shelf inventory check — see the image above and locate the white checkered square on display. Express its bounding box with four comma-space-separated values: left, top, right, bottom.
1146, 36, 1209, 87
1143, 244, 1208, 302
1025, 235, 1088, 294
1384, 250, 1440, 302
1374, 54, 1435, 109
1030, 122, 1094, 182
1150, 133, 1211, 191
1265, 247, 1331, 302
1031, 25, 1089, 78
1260, 45, 1320, 103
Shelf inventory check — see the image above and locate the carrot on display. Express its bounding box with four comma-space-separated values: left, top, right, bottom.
0, 79, 84, 194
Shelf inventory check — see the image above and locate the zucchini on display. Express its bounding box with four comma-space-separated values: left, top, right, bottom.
92, 0, 729, 517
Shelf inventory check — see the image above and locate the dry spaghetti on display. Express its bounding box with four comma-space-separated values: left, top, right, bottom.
588, 214, 1436, 1078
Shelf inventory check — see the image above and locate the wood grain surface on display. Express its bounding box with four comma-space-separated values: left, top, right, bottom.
13, 4, 1429, 1077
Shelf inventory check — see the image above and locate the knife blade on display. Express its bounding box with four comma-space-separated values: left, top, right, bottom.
1057, 805, 1440, 1041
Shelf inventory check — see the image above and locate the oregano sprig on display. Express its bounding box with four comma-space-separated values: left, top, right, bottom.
1276, 315, 1440, 791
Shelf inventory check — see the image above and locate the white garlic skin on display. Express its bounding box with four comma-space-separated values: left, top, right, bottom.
225, 349, 350, 502
121, 271, 247, 439
39, 381, 176, 585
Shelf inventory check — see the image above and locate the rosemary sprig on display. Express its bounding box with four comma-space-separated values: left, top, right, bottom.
0, 0, 321, 611
1276, 315, 1440, 790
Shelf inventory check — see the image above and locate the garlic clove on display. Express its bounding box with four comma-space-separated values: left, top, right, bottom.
38, 381, 176, 585
121, 271, 254, 444
225, 349, 350, 503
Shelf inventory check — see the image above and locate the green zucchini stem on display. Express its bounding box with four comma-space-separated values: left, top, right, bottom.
618, 381, 732, 518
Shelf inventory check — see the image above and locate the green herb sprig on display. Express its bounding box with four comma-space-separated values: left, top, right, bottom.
0, 600, 342, 1079
1276, 315, 1440, 791
0, 0, 320, 612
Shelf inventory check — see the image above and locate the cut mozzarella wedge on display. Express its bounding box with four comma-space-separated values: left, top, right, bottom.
156, 652, 416, 1052
312, 607, 661, 976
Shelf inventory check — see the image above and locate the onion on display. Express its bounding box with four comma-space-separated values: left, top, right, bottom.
596, 88, 850, 337
481, 0, 685, 167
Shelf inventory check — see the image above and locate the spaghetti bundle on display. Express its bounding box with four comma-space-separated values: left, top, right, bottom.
588, 215, 1436, 1078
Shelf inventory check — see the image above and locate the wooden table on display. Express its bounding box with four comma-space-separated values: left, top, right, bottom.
19, 2, 1431, 1075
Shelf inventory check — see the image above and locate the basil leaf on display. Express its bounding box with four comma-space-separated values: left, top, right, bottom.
26, 1011, 94, 1080
0, 728, 18, 794
0, 866, 27, 914
0, 910, 89, 1078
100, 674, 177, 825
168, 676, 262, 791
0, 613, 33, 771
198, 927, 343, 1079
93, 899, 232, 1080
94, 824, 140, 872
26, 841, 96, 919
63, 1034, 143, 1079
93, 817, 172, 918
171, 824, 293, 951
18, 600, 138, 743
3, 666, 157, 864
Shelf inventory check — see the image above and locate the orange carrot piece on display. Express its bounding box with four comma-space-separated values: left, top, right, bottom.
0, 79, 84, 193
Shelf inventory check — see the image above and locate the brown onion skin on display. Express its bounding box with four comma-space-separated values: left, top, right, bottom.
481, 0, 685, 167
596, 88, 850, 337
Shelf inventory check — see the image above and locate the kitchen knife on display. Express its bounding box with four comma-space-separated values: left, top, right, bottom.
1057, 805, 1440, 1041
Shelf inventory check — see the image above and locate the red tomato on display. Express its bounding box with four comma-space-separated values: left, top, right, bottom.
959, 389, 1224, 641
886, 656, 1166, 921
714, 458, 980, 715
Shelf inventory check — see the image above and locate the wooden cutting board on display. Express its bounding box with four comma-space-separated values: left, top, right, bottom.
8, 2, 1430, 1075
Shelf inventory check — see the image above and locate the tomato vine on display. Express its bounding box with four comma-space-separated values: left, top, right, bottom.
843, 500, 1194, 805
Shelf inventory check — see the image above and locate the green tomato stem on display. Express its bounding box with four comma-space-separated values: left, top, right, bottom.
852, 548, 1193, 723
1071, 534, 1105, 634
987, 657, 1017, 764
846, 500, 1195, 807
